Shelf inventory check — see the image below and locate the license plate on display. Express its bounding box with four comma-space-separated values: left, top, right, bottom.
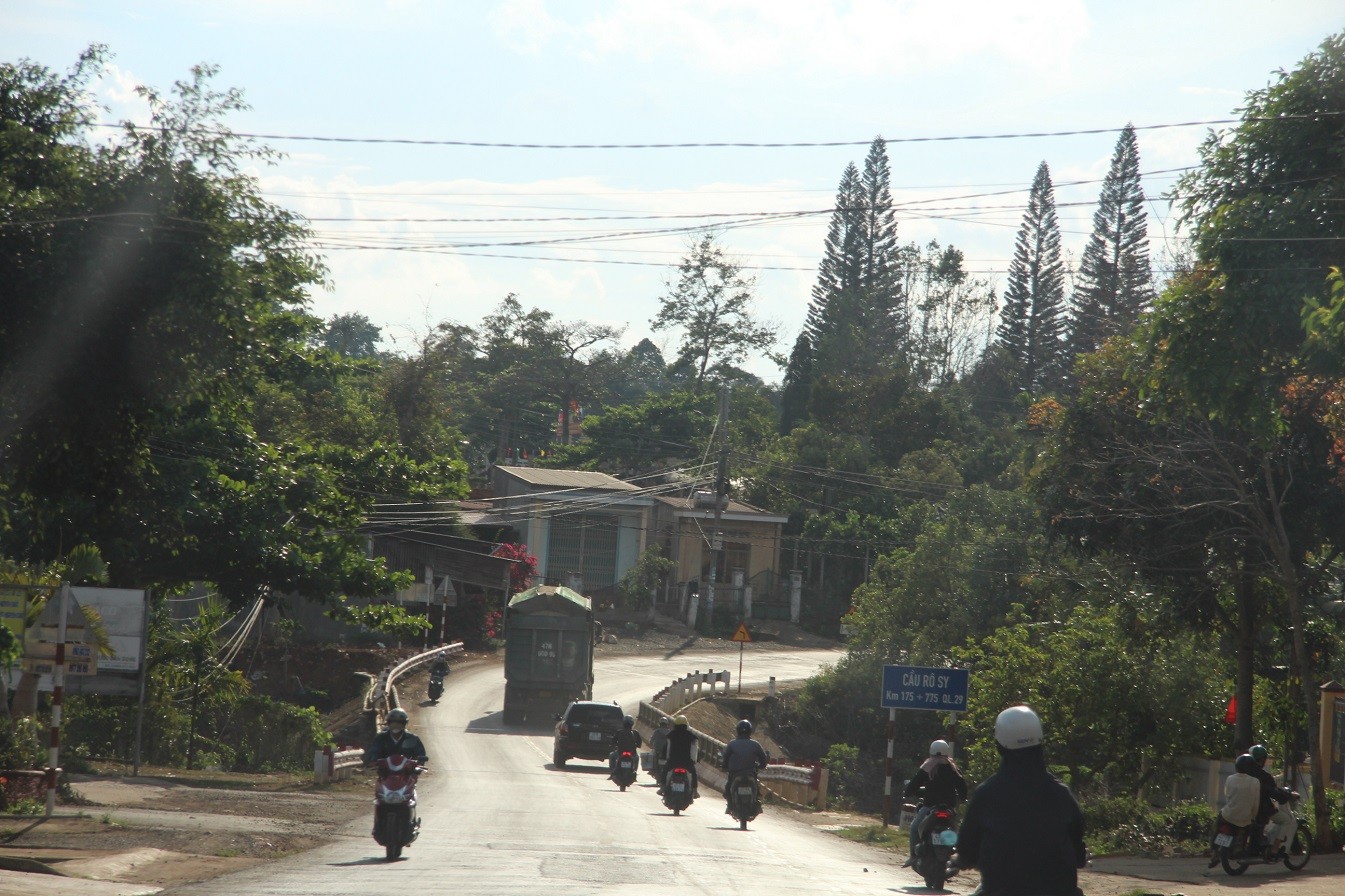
588, 731, 603, 741
1215, 833, 1233, 847
671, 783, 686, 792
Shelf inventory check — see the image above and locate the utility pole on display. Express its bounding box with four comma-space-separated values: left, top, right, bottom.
705, 385, 730, 631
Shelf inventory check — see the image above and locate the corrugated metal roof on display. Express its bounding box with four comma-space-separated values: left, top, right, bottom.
495, 465, 639, 491
507, 584, 592, 610
650, 492, 785, 519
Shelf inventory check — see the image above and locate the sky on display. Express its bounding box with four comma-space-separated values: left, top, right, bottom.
5, 1, 1344, 382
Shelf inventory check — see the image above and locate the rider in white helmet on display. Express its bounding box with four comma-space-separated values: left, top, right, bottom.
901, 739, 967, 866
956, 705, 1086, 896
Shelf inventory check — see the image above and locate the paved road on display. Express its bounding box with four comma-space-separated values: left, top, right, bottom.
160, 645, 964, 896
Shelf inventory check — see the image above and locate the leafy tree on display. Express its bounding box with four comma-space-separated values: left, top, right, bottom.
844, 486, 1046, 662
0, 52, 461, 610
475, 294, 620, 448
951, 602, 1228, 792
599, 338, 670, 405
617, 544, 676, 611
651, 232, 778, 393
897, 240, 997, 387
321, 312, 383, 359
1038, 33, 1345, 846
997, 162, 1069, 395
1068, 124, 1154, 359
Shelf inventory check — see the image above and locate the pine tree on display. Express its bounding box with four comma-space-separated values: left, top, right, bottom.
1069, 124, 1154, 358
779, 331, 813, 434
804, 162, 863, 355
997, 161, 1069, 394
807, 138, 906, 376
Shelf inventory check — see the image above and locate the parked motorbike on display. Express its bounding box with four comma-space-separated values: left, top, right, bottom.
427, 671, 445, 702
613, 749, 638, 791
727, 771, 762, 830
372, 754, 423, 860
1213, 807, 1312, 875
910, 804, 961, 890
662, 765, 695, 815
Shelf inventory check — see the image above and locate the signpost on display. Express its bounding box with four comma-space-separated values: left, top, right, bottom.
879, 664, 969, 827
731, 622, 752, 693
881, 664, 969, 711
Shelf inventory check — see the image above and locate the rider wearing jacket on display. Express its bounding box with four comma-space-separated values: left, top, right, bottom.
661, 715, 699, 796
1247, 744, 1298, 851
957, 705, 1086, 896
429, 650, 450, 678
364, 708, 429, 767
902, 740, 968, 866
609, 715, 643, 777
721, 719, 769, 814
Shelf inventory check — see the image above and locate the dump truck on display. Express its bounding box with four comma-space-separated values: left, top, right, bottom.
502, 584, 595, 725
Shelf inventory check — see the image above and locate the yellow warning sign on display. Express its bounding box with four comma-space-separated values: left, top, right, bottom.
730, 623, 752, 643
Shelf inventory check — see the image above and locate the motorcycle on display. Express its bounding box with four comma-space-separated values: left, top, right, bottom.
613, 749, 638, 791
727, 771, 762, 830
662, 765, 695, 815
910, 804, 961, 890
1213, 807, 1312, 875
427, 670, 445, 702
372, 754, 423, 860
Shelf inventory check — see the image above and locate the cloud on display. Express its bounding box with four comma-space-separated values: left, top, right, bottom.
491, 0, 1091, 75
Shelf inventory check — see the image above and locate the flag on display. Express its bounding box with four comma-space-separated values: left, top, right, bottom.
1224, 695, 1237, 725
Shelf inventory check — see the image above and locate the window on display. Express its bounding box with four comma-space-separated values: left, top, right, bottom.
547, 514, 619, 588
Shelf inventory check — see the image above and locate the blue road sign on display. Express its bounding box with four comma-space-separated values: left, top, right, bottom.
881, 665, 969, 711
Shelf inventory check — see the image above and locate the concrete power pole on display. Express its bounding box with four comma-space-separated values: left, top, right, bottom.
704, 385, 730, 631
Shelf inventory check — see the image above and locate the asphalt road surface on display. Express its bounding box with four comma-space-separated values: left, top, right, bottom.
160, 645, 966, 896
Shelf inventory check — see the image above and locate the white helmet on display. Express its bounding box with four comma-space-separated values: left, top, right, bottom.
994, 705, 1042, 750
929, 739, 952, 757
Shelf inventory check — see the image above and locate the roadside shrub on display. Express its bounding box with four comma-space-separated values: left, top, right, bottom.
1082, 797, 1214, 857
822, 743, 868, 810
0, 716, 45, 770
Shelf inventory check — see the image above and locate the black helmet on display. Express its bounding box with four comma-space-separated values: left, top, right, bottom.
1234, 753, 1257, 775
1249, 744, 1269, 762
623, 715, 635, 728
736, 719, 753, 737
386, 708, 409, 727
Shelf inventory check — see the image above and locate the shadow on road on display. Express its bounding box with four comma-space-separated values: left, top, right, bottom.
464, 711, 551, 736
662, 636, 701, 660
328, 857, 406, 866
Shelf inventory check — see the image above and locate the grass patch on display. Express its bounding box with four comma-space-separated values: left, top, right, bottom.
830, 824, 905, 849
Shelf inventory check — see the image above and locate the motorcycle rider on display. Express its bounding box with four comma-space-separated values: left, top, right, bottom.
364, 708, 429, 768
1246, 744, 1298, 853
902, 739, 967, 867
609, 715, 643, 778
957, 705, 1086, 896
649, 716, 672, 784
429, 648, 451, 679
661, 714, 700, 797
720, 719, 769, 815
1209, 753, 1261, 866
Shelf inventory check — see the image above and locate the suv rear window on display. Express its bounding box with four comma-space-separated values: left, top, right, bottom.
566, 704, 622, 725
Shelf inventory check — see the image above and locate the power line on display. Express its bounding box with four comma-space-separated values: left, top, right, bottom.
95, 115, 1345, 150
